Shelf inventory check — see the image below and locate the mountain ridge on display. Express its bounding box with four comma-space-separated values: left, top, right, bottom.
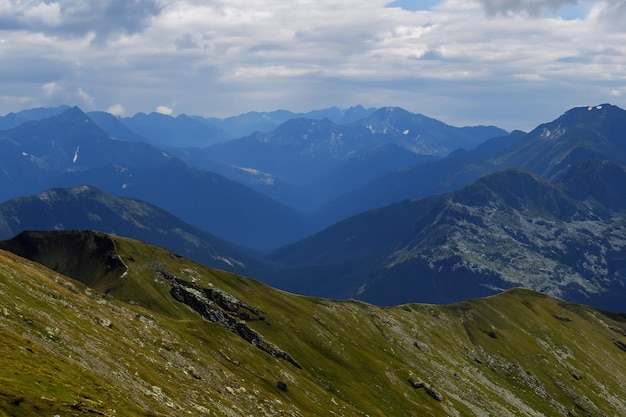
269, 160, 626, 312
1, 230, 625, 415
311, 104, 626, 227
0, 107, 312, 249
0, 185, 271, 276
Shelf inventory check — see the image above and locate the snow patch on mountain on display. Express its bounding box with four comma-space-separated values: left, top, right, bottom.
234, 166, 275, 185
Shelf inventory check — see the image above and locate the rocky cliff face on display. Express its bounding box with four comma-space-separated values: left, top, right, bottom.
0, 230, 127, 289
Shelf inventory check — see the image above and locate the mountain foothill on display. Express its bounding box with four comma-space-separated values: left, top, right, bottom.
1, 103, 626, 313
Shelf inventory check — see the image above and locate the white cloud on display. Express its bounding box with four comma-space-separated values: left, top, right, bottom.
107, 103, 126, 116
75, 87, 95, 109
476, 0, 580, 16
0, 0, 163, 42
0, 0, 626, 130
23, 2, 62, 26
42, 82, 62, 97
155, 105, 174, 115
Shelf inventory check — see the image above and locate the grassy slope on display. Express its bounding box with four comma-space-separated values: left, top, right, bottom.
1, 235, 626, 416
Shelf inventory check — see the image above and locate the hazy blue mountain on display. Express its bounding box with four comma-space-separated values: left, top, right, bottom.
181, 107, 506, 211
203, 107, 506, 184
311, 130, 525, 227
55, 160, 312, 250
118, 112, 231, 147
0, 106, 172, 201
0, 105, 70, 130
354, 107, 506, 156
0, 185, 272, 276
86, 111, 148, 142
560, 158, 626, 211
314, 104, 626, 228
0, 107, 312, 250
204, 105, 378, 138
268, 160, 626, 312
497, 103, 626, 179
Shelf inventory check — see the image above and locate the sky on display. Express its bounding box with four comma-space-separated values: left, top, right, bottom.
1, 0, 626, 131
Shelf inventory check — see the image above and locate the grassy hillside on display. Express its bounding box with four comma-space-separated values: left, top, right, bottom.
1, 231, 625, 416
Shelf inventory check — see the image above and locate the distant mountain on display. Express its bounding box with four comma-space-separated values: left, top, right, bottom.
203, 107, 506, 184
268, 160, 626, 312
355, 107, 506, 156
311, 130, 526, 227
91, 106, 378, 149
498, 103, 626, 178
0, 107, 312, 249
1, 231, 625, 415
86, 111, 148, 142
0, 106, 172, 200
115, 112, 231, 147
205, 105, 378, 138
182, 107, 506, 210
0, 185, 271, 276
55, 160, 312, 250
314, 104, 626, 227
0, 105, 70, 130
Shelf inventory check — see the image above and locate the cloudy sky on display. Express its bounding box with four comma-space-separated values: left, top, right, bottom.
1, 0, 626, 130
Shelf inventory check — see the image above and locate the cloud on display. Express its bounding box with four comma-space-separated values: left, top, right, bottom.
42, 82, 62, 97
592, 1, 626, 26
107, 103, 126, 116
174, 33, 199, 50
22, 2, 62, 26
75, 88, 95, 109
0, 0, 163, 42
476, 0, 580, 17
155, 105, 174, 115
1, 0, 626, 130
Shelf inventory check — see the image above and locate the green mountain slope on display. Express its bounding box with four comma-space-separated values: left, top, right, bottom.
1, 231, 626, 416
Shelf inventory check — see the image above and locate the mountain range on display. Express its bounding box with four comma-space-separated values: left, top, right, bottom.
0, 104, 379, 145
2, 102, 626, 313
0, 104, 506, 248
313, 104, 626, 227
268, 160, 626, 312
182, 107, 506, 211
2, 101, 626, 415
1, 230, 625, 416
0, 107, 311, 249
0, 185, 270, 277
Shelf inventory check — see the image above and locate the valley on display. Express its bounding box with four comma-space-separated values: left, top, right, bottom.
1, 103, 625, 311
2, 102, 626, 416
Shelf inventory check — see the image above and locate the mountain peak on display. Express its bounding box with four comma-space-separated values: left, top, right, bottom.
541, 103, 626, 131
454, 167, 580, 220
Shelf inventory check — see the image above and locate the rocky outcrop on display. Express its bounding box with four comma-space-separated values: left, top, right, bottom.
0, 230, 127, 289
614, 339, 626, 353
408, 378, 443, 402
156, 268, 301, 369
